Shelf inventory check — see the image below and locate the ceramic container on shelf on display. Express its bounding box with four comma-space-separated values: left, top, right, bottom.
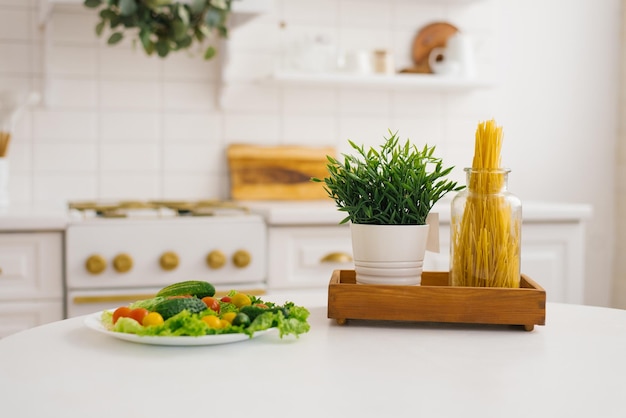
450, 168, 522, 288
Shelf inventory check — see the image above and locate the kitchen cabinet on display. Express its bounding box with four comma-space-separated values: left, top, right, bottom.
253, 201, 592, 304
267, 225, 353, 290
0, 232, 64, 338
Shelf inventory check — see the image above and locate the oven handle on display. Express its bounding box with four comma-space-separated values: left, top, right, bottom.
72, 288, 267, 305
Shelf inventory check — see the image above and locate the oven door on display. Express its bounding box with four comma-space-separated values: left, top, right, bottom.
66, 287, 163, 318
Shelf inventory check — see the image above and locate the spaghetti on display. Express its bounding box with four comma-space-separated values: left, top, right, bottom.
450, 119, 521, 288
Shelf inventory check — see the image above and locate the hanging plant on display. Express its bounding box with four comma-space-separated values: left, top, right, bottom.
83, 0, 234, 60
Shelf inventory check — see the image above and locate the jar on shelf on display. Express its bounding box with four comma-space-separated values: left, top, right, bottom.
450, 168, 522, 288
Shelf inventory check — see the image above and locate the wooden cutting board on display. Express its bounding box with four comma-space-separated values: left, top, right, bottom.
407, 21, 459, 74
227, 144, 335, 200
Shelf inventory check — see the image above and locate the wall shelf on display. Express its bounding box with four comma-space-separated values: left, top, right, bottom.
266, 70, 495, 92
38, 0, 273, 28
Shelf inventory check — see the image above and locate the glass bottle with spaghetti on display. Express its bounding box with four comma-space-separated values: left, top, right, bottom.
450, 120, 522, 288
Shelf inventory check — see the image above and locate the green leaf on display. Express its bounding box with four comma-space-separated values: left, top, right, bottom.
210, 0, 228, 10
190, 0, 205, 14
205, 8, 224, 28
204, 45, 216, 60
177, 3, 190, 25
176, 36, 192, 49
107, 32, 124, 44
139, 28, 152, 50
172, 20, 187, 41
155, 39, 170, 57
95, 20, 105, 36
84, 0, 102, 8
99, 9, 116, 20
119, 0, 137, 16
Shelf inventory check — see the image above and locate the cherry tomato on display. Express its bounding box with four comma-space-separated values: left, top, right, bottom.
220, 296, 232, 303
255, 303, 268, 309
112, 306, 132, 324
129, 308, 149, 324
142, 312, 164, 327
201, 297, 220, 313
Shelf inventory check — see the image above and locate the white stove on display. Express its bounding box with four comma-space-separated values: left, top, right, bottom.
64, 200, 267, 318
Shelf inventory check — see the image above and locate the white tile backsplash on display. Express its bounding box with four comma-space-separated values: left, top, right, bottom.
100, 144, 160, 171
339, 0, 392, 27
282, 0, 339, 25
99, 112, 160, 143
162, 113, 222, 143
163, 143, 221, 172
162, 81, 218, 111
47, 12, 98, 44
0, 43, 32, 73
99, 173, 160, 200
0, 9, 31, 41
32, 110, 97, 143
33, 143, 97, 171
223, 113, 281, 144
282, 115, 337, 145
46, 44, 97, 76
99, 47, 161, 80
46, 78, 98, 108
33, 173, 97, 204
100, 80, 160, 110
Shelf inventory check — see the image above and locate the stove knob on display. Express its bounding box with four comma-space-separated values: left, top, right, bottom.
232, 250, 251, 268
160, 251, 179, 271
113, 253, 133, 273
206, 250, 226, 269
85, 254, 106, 275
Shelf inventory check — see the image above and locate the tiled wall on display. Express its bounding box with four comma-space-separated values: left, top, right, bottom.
0, 0, 621, 307
0, 0, 497, 206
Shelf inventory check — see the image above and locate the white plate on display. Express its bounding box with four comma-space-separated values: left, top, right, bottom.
83, 311, 274, 346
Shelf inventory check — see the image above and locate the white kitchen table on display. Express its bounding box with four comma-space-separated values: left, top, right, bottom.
1, 293, 625, 418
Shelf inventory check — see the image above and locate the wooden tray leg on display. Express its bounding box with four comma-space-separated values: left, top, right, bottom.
336, 318, 347, 326
523, 324, 534, 331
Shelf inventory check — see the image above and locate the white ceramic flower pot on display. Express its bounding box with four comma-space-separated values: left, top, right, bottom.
350, 223, 430, 285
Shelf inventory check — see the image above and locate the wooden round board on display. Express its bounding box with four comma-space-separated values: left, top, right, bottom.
411, 22, 459, 73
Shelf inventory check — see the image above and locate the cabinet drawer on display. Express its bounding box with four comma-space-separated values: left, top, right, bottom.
0, 300, 64, 338
0, 232, 63, 300
268, 226, 353, 289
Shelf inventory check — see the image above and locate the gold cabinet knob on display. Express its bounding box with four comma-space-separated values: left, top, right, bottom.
232, 250, 251, 268
206, 250, 226, 269
160, 251, 179, 271
113, 253, 133, 273
85, 254, 107, 275
320, 252, 353, 263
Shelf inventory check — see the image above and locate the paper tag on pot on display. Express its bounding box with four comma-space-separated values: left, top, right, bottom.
426, 212, 439, 253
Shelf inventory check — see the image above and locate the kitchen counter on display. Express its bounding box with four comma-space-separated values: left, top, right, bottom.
0, 295, 625, 418
0, 200, 593, 231
0, 203, 69, 231
244, 199, 593, 225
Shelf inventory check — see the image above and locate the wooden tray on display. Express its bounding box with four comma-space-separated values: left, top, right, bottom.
327, 270, 546, 331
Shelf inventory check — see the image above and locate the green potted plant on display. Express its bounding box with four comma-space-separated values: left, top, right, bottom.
312, 130, 464, 285
83, 0, 234, 60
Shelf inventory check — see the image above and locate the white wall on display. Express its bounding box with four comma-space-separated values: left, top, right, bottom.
0, 0, 620, 306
